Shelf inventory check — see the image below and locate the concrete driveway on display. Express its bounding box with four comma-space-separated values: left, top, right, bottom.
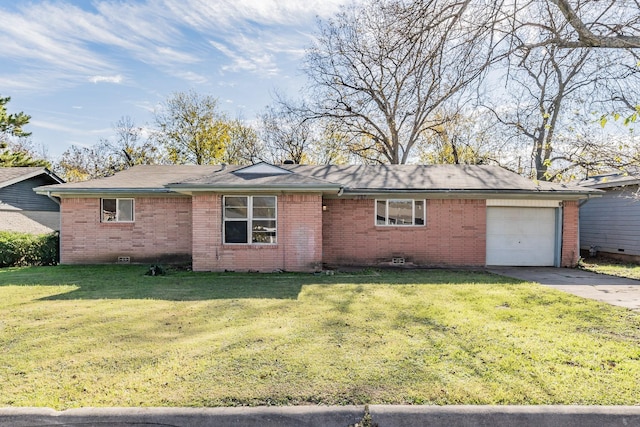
488, 267, 640, 311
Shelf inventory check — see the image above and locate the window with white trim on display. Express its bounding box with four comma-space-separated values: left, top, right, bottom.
375, 199, 425, 226
101, 198, 134, 222
223, 196, 277, 244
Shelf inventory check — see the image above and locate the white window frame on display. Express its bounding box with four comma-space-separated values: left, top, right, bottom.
101, 198, 135, 223
375, 199, 426, 226
223, 195, 277, 245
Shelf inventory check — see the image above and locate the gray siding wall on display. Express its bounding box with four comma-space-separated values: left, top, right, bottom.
580, 185, 640, 256
0, 176, 59, 211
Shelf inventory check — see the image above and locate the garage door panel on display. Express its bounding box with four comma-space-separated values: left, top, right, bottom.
486, 207, 556, 266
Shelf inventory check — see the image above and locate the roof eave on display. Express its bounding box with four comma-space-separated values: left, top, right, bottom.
167, 184, 342, 194
580, 180, 640, 189
34, 187, 177, 197
335, 189, 601, 199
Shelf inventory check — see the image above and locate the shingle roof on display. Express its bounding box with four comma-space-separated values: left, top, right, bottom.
35, 165, 220, 192
285, 164, 586, 193
578, 171, 640, 189
0, 167, 63, 189
170, 165, 341, 190
35, 163, 596, 197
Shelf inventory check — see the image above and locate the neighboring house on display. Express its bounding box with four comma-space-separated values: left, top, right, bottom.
34, 163, 597, 271
0, 167, 64, 234
579, 172, 640, 260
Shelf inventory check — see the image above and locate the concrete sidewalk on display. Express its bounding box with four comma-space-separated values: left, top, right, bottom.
2, 405, 640, 427
489, 267, 640, 310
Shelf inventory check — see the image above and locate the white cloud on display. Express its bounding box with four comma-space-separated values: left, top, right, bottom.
172, 71, 208, 84
211, 40, 278, 75
0, 0, 354, 92
162, 0, 345, 30
89, 75, 124, 84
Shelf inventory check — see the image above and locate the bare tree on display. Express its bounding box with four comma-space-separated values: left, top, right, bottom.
302, 0, 502, 164
56, 143, 114, 182
289, 0, 639, 169
101, 116, 162, 168
258, 102, 318, 164
222, 119, 261, 165
416, 108, 501, 166
547, 0, 640, 49
56, 116, 162, 181
485, 1, 640, 181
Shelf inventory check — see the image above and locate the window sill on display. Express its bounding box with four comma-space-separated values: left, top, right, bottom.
223, 244, 279, 249
375, 225, 426, 228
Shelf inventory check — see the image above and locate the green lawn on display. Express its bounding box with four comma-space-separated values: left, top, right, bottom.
580, 257, 640, 280
1, 265, 639, 409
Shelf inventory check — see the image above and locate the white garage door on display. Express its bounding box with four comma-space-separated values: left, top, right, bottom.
486, 207, 557, 266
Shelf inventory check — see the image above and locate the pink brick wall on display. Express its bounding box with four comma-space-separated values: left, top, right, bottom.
192, 193, 323, 272
322, 198, 486, 267
561, 200, 579, 267
60, 197, 192, 264
60, 194, 581, 269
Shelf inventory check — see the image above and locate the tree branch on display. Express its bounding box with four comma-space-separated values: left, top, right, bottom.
549, 0, 640, 48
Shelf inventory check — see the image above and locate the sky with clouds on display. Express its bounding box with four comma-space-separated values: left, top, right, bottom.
0, 0, 349, 159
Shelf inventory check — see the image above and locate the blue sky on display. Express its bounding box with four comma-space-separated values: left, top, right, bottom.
0, 0, 349, 159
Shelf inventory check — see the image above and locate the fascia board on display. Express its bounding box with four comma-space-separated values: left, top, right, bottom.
33, 188, 178, 197
329, 189, 602, 199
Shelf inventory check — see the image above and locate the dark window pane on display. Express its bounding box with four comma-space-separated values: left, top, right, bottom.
102, 199, 116, 222
225, 221, 248, 243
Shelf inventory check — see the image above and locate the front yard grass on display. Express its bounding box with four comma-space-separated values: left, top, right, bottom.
1, 265, 639, 409
580, 257, 640, 280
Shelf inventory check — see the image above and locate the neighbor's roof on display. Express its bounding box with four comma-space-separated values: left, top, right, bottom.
0, 167, 64, 189
35, 162, 598, 198
578, 171, 640, 189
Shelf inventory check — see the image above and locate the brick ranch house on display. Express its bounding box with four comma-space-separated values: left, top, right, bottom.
35, 162, 598, 271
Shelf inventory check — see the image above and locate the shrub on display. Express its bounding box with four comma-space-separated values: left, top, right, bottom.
0, 231, 59, 267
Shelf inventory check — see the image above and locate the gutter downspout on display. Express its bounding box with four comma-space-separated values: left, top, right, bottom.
46, 191, 60, 206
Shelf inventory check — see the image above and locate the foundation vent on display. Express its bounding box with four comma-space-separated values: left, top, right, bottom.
117, 256, 131, 264
392, 257, 405, 265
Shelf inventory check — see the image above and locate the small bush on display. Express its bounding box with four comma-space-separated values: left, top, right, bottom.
0, 231, 59, 267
